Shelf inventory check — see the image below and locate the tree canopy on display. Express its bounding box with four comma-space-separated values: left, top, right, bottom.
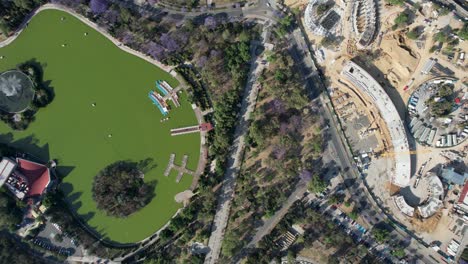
0, 234, 46, 264
308, 175, 327, 193
92, 160, 156, 218
0, 191, 22, 231
371, 226, 390, 243
458, 23, 468, 40
394, 12, 410, 28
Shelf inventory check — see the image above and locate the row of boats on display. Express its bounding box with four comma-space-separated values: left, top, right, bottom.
148, 80, 180, 116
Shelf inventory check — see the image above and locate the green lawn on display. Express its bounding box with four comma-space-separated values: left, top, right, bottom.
0, 10, 200, 243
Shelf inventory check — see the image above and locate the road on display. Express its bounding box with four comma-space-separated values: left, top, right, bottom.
110, 0, 280, 23
204, 27, 269, 264
288, 26, 444, 263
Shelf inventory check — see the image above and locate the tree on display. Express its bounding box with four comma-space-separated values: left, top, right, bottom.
391, 247, 406, 258
406, 28, 421, 40
316, 3, 332, 16
328, 194, 340, 205
349, 209, 358, 220
287, 250, 296, 263
394, 12, 409, 28
204, 16, 217, 30
433, 31, 448, 42
371, 227, 390, 243
458, 23, 468, 40
308, 175, 327, 193
0, 192, 22, 231
13, 0, 33, 9
89, 0, 108, 15
221, 231, 242, 257
433, 3, 450, 16
429, 45, 438, 53
92, 160, 156, 217
0, 235, 45, 264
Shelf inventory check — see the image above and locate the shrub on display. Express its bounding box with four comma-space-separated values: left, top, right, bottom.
394, 12, 410, 28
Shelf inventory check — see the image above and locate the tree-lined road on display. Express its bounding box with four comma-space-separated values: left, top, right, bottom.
204, 26, 270, 264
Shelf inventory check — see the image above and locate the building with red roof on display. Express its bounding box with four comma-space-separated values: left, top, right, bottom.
0, 157, 51, 200
16, 158, 51, 198
458, 181, 468, 205
200, 123, 213, 132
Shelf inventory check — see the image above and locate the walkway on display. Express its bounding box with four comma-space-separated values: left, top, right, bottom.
204, 27, 270, 264
0, 4, 210, 262
246, 180, 309, 248
0, 4, 173, 74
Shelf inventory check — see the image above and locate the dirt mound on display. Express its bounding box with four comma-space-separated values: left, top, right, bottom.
373, 32, 419, 88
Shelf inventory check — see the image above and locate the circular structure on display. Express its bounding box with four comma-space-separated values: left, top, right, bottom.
0, 10, 200, 243
394, 173, 444, 219
304, 0, 342, 37
0, 70, 35, 113
407, 77, 467, 148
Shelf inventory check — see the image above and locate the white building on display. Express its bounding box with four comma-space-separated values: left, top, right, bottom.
341, 61, 411, 187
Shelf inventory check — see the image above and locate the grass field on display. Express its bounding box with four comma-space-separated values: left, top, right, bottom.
0, 10, 200, 243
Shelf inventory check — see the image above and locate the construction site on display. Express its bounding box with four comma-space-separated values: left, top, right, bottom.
293, 0, 468, 258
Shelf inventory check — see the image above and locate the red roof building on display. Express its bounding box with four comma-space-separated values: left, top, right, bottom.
458, 181, 468, 205
199, 123, 213, 132
16, 158, 51, 197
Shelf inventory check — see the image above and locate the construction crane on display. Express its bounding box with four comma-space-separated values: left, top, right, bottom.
378, 149, 432, 157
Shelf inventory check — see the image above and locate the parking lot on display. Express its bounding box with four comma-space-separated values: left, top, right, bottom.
35, 220, 82, 257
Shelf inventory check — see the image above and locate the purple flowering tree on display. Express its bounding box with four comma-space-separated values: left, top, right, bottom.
159, 33, 179, 52
272, 145, 286, 160
102, 9, 120, 26
174, 31, 189, 46
204, 16, 217, 30
119, 30, 134, 45
290, 115, 302, 131
89, 0, 108, 15
51, 0, 84, 8
144, 41, 165, 60
196, 56, 208, 68
269, 98, 285, 114
209, 49, 221, 58
279, 122, 289, 135
300, 170, 312, 182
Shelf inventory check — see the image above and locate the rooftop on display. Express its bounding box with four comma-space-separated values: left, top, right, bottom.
0, 157, 51, 199
441, 167, 468, 186
394, 195, 414, 217
342, 61, 411, 187
16, 158, 51, 197
458, 181, 468, 205
418, 197, 443, 218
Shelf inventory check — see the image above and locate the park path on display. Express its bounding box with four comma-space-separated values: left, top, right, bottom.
0, 4, 173, 74
204, 26, 271, 264
0, 4, 210, 263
